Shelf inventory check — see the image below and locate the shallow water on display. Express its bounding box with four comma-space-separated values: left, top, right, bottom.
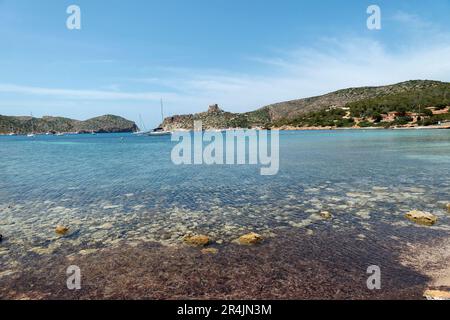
0, 130, 449, 299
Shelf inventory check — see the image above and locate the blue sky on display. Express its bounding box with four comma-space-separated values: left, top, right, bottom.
1, 0, 450, 128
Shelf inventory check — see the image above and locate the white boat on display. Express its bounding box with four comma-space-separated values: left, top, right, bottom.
28, 113, 36, 137
56, 132, 64, 136
147, 129, 171, 136
146, 99, 172, 136
133, 114, 151, 135
8, 125, 16, 136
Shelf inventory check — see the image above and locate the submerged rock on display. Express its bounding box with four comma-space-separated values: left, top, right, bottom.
238, 233, 263, 245
0, 270, 16, 278
79, 249, 98, 256
424, 290, 450, 300
55, 225, 70, 235
405, 210, 437, 226
201, 248, 218, 255
184, 234, 210, 246
98, 223, 114, 230
320, 211, 332, 219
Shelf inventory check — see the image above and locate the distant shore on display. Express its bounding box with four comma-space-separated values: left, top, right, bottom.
271, 124, 450, 131
2, 125, 450, 135
0, 114, 138, 135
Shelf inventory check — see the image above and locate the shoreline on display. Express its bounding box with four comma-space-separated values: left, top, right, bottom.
2, 124, 450, 136
271, 124, 450, 131
0, 131, 136, 136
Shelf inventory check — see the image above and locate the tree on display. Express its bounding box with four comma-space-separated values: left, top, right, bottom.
422, 109, 433, 117
372, 112, 383, 123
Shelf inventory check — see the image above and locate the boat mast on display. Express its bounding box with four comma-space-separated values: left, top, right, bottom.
139, 114, 147, 132
30, 113, 34, 133
160, 98, 164, 124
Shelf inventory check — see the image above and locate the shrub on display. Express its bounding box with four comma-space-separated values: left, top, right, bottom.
393, 116, 413, 125
372, 112, 383, 123
422, 109, 433, 117
358, 121, 373, 128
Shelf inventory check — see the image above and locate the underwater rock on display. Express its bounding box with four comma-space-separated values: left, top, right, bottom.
98, 223, 113, 230
183, 234, 210, 246
0, 270, 16, 278
201, 248, 218, 255
55, 225, 70, 235
238, 232, 263, 245
405, 210, 437, 226
103, 205, 120, 210
424, 290, 450, 300
79, 249, 98, 256
30, 246, 54, 255
320, 211, 332, 219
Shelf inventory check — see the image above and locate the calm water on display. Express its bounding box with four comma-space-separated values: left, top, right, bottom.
1, 130, 450, 298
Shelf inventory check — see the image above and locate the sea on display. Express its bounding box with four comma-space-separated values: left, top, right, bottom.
1, 130, 449, 299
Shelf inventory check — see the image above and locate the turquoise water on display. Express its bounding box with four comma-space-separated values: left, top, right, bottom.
1, 130, 450, 294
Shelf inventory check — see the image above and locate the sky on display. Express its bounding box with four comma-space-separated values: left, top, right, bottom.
0, 0, 450, 129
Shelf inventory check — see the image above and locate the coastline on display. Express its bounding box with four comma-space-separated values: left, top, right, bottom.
1, 124, 449, 136
0, 130, 136, 136
271, 124, 450, 131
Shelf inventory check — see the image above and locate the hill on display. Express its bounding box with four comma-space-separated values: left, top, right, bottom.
0, 114, 138, 134
161, 80, 450, 130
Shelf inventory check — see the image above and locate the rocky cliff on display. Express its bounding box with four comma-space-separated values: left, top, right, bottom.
162, 104, 271, 131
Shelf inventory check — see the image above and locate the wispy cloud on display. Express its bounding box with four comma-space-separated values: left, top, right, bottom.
130, 36, 450, 112
1, 12, 450, 117
0, 83, 179, 101
2, 35, 450, 116
391, 11, 432, 29
81, 59, 118, 64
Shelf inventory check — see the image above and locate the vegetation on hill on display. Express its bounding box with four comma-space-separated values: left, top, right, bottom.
255, 80, 448, 121
0, 114, 138, 134
347, 82, 450, 118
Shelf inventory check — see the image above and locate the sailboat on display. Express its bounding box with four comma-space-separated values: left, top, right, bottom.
27, 113, 36, 137
133, 114, 150, 136
147, 99, 171, 136
8, 125, 16, 136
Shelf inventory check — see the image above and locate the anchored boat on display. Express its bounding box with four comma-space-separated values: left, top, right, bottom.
146, 99, 171, 136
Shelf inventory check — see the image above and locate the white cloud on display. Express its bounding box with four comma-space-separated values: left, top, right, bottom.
391, 11, 432, 29
1, 34, 450, 118
0, 83, 180, 101
137, 37, 450, 112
